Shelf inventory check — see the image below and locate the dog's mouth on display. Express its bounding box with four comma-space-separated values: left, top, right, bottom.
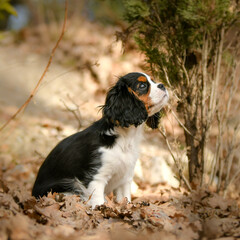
162, 93, 168, 99
148, 92, 169, 115
156, 92, 169, 105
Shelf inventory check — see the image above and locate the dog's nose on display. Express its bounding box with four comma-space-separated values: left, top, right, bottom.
157, 83, 166, 91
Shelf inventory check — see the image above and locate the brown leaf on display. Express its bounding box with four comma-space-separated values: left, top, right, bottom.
207, 194, 232, 211
7, 214, 32, 240
140, 204, 170, 228
34, 202, 60, 218
52, 224, 75, 237
203, 217, 239, 239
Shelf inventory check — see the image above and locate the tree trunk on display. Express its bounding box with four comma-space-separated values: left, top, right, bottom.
184, 117, 201, 188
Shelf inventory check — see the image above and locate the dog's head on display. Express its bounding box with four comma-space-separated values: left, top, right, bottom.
103, 72, 169, 129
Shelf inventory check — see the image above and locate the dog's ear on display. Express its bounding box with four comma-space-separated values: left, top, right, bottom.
146, 111, 161, 129
103, 81, 148, 127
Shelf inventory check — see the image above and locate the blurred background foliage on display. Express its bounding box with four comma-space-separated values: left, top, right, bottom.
0, 0, 16, 17
0, 0, 126, 30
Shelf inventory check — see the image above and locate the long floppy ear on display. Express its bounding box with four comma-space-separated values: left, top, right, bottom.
103, 81, 148, 127
146, 111, 161, 129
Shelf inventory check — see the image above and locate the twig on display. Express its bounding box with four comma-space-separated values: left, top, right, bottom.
158, 127, 192, 191
177, 56, 190, 86
207, 27, 225, 128
169, 107, 200, 141
223, 123, 240, 190
224, 168, 240, 198
200, 33, 209, 186
60, 94, 82, 130
161, 64, 172, 88
0, 0, 68, 132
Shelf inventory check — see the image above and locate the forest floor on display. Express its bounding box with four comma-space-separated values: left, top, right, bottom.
0, 20, 240, 240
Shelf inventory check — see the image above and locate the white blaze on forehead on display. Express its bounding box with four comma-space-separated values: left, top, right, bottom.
138, 72, 159, 88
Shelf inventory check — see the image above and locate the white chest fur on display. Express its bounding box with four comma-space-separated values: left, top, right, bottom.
87, 125, 143, 207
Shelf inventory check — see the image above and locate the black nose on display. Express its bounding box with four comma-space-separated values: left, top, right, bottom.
157, 83, 165, 91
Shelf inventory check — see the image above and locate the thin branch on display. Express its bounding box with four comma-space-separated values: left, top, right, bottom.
161, 64, 173, 88
207, 27, 225, 129
158, 127, 192, 191
224, 168, 240, 198
200, 32, 209, 186
169, 107, 200, 141
0, 0, 68, 132
223, 123, 240, 190
60, 94, 82, 130
177, 56, 190, 86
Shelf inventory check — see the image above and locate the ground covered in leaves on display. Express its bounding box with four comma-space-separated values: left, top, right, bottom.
1, 180, 240, 240
0, 19, 240, 240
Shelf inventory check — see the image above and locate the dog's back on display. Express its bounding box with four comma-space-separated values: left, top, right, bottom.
32, 119, 115, 198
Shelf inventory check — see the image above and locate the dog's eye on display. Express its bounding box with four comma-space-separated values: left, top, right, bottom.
139, 83, 147, 90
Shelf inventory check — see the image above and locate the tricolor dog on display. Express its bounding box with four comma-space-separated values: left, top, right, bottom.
32, 72, 169, 207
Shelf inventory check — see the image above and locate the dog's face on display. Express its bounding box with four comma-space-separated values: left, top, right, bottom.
103, 72, 169, 128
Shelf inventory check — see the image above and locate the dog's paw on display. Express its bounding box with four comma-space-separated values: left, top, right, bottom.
89, 197, 105, 209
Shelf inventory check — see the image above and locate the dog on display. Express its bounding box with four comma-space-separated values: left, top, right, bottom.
32, 72, 169, 207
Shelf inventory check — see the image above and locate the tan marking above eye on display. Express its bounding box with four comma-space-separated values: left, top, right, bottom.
138, 76, 147, 82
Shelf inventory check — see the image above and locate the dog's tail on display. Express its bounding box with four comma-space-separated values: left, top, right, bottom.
32, 177, 88, 199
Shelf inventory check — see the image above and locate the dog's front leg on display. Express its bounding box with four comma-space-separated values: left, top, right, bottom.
114, 181, 132, 202
87, 180, 105, 208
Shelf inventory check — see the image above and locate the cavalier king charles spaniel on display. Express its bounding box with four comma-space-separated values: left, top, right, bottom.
32, 72, 169, 207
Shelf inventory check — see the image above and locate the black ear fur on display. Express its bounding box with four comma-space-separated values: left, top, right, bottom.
146, 111, 161, 129
103, 81, 148, 127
